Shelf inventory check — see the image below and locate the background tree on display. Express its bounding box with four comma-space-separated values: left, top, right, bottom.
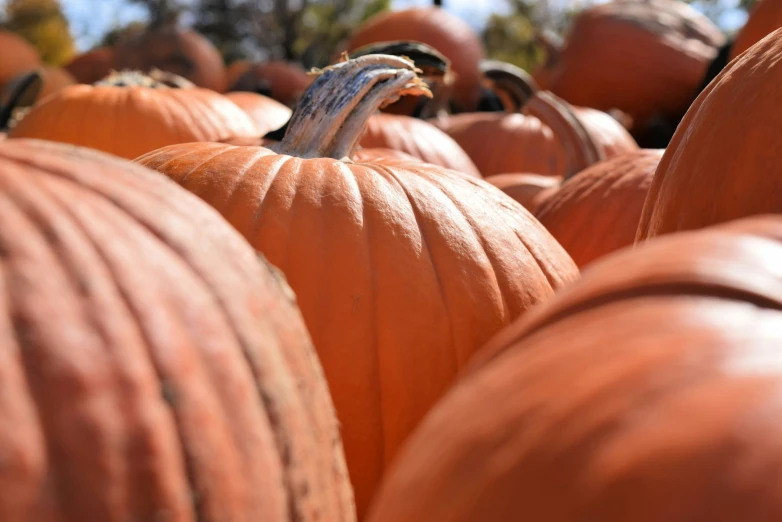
1, 0, 76, 65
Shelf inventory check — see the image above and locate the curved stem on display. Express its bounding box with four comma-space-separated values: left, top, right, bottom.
526, 91, 604, 178
480, 60, 539, 112
0, 70, 43, 129
275, 54, 431, 159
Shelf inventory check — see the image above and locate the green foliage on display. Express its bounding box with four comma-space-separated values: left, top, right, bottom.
2, 0, 76, 66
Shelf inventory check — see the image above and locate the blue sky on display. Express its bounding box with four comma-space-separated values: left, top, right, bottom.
1, 0, 750, 51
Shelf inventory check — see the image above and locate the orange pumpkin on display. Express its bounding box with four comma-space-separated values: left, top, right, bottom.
0, 138, 355, 522
64, 47, 115, 84
37, 67, 77, 100
536, 149, 662, 268
346, 7, 485, 112
731, 0, 782, 59
368, 215, 782, 522
228, 61, 312, 107
8, 71, 257, 159
637, 29, 782, 242
136, 54, 578, 518
485, 173, 561, 212
224, 91, 291, 136
114, 25, 227, 92
534, 0, 724, 132
360, 113, 481, 177
0, 30, 40, 89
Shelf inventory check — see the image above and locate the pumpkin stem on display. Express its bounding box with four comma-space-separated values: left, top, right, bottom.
95, 69, 195, 89
274, 54, 432, 159
0, 70, 43, 130
481, 60, 538, 112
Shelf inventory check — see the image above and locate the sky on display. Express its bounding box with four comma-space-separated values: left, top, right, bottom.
1, 0, 750, 51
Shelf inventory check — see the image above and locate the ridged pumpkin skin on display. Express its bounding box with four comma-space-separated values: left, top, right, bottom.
224, 91, 292, 135
0, 30, 40, 88
485, 173, 561, 212
8, 79, 257, 159
64, 47, 115, 84
731, 0, 782, 59
534, 0, 724, 128
228, 61, 312, 107
536, 149, 662, 267
346, 7, 485, 111
114, 27, 227, 92
637, 30, 782, 241
0, 139, 355, 522
368, 216, 782, 522
360, 113, 481, 178
136, 53, 579, 518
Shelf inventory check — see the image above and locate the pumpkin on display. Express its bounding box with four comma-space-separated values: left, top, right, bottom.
0, 30, 41, 89
8, 71, 257, 159
0, 138, 355, 522
534, 0, 724, 135
228, 61, 312, 107
0, 71, 42, 130
731, 0, 782, 60
224, 91, 292, 136
114, 25, 227, 92
637, 29, 782, 242
136, 53, 579, 518
346, 7, 485, 112
37, 66, 77, 101
64, 47, 116, 84
360, 114, 481, 178
485, 173, 561, 212
536, 149, 662, 268
367, 215, 782, 522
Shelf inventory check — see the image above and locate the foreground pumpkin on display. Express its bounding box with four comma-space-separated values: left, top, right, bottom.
534, 0, 724, 137
8, 71, 257, 159
0, 30, 40, 89
637, 29, 782, 242
368, 215, 782, 522
731, 0, 782, 59
536, 149, 663, 267
0, 138, 355, 522
136, 53, 578, 517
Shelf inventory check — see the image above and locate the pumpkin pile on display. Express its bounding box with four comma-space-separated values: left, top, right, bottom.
3, 2, 782, 521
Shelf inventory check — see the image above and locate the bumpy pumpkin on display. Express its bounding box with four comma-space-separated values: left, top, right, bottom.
536, 149, 662, 267
0, 138, 355, 522
534, 0, 724, 133
114, 25, 227, 92
228, 60, 312, 107
368, 215, 782, 522
8, 71, 257, 159
731, 0, 782, 59
0, 30, 40, 89
224, 91, 292, 136
637, 29, 782, 242
136, 53, 578, 518
346, 7, 485, 112
64, 47, 115, 84
485, 173, 561, 212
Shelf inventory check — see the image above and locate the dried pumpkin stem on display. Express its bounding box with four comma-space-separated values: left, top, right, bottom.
0, 70, 42, 129
275, 55, 432, 160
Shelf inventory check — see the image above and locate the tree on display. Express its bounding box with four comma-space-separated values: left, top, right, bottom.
2, 0, 76, 66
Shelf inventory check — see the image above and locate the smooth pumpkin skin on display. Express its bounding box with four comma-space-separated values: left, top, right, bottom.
368, 216, 782, 522
636, 30, 782, 241
228, 61, 313, 107
37, 67, 77, 101
8, 84, 258, 159
485, 173, 561, 212
536, 149, 662, 268
361, 113, 481, 178
114, 27, 227, 92
0, 30, 41, 89
574, 106, 638, 157
224, 91, 292, 135
136, 141, 578, 517
730, 0, 782, 59
0, 139, 355, 522
534, 0, 724, 128
64, 47, 115, 85
346, 7, 485, 111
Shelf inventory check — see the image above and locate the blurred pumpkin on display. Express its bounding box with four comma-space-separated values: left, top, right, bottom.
224, 91, 292, 136
37, 66, 76, 100
0, 138, 356, 522
536, 149, 662, 268
227, 60, 312, 107
9, 71, 257, 159
731, 0, 782, 59
114, 24, 227, 92
64, 47, 115, 84
637, 29, 782, 242
0, 30, 41, 89
368, 214, 782, 522
136, 53, 578, 518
